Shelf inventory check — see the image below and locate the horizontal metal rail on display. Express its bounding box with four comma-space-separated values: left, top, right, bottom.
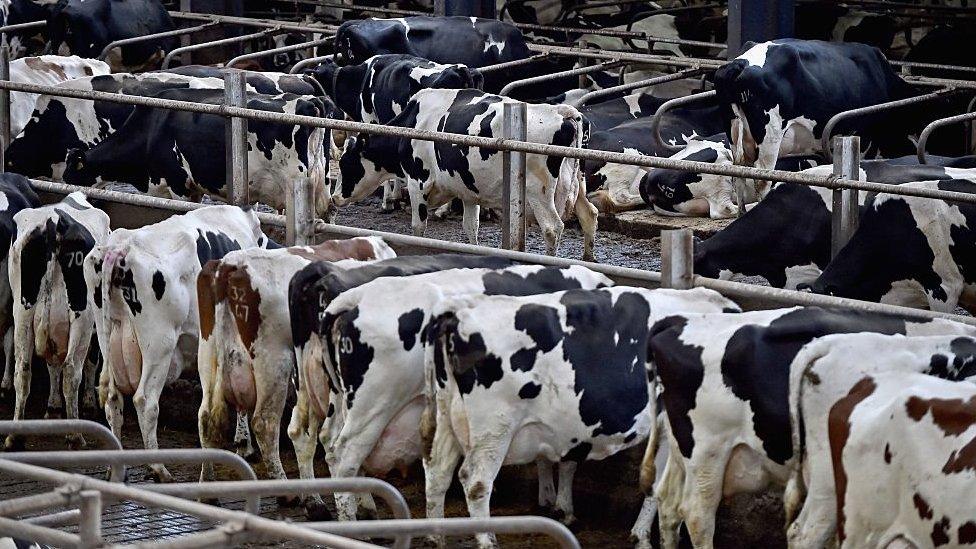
162, 27, 281, 69
5, 79, 976, 205
0, 459, 379, 549
578, 67, 704, 106
0, 514, 80, 547
0, 419, 124, 481
306, 516, 580, 549
476, 52, 552, 74
170, 10, 338, 34
891, 59, 976, 75
97, 22, 220, 61
917, 109, 976, 164
0, 486, 80, 516
225, 35, 333, 68
0, 20, 45, 34
508, 21, 725, 50
821, 88, 958, 160
290, 0, 428, 16
23, 509, 80, 527
290, 54, 333, 74
527, 42, 725, 70
650, 90, 717, 153
142, 478, 412, 549
499, 59, 625, 95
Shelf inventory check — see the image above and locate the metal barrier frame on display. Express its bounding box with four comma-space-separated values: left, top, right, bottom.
499, 59, 625, 96
576, 67, 705, 106
917, 97, 976, 163
97, 21, 221, 61
290, 53, 333, 73
650, 90, 717, 154
161, 27, 282, 69
224, 35, 333, 68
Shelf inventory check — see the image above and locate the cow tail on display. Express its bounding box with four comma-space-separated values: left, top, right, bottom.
420, 311, 458, 462
639, 403, 664, 496
306, 123, 332, 223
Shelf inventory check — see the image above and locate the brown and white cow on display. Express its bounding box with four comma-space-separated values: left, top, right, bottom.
7, 192, 109, 449
195, 236, 395, 493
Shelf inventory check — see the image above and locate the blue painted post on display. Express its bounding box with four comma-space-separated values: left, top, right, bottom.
726, 0, 794, 58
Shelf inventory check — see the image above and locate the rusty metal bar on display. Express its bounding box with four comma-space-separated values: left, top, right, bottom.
169, 11, 338, 34
499, 60, 625, 96
161, 27, 281, 69
831, 136, 861, 258
290, 54, 333, 74
0, 486, 79, 517
501, 101, 527, 251
577, 68, 704, 106
98, 22, 220, 61
917, 110, 976, 164
526, 42, 726, 70
476, 53, 551, 74
650, 90, 717, 154
821, 88, 957, 160
225, 36, 333, 68
661, 229, 693, 290
891, 59, 976, 76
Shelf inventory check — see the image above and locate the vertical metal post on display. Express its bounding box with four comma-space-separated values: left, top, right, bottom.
578, 40, 590, 89
661, 229, 694, 290
730, 118, 749, 217
434, 0, 446, 16
727, 0, 795, 58
830, 136, 860, 258
501, 102, 527, 252
0, 44, 10, 173
224, 70, 248, 207
287, 177, 315, 246
78, 490, 102, 549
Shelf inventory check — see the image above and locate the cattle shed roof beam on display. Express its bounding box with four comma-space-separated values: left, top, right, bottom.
225, 35, 333, 68
5, 78, 976, 205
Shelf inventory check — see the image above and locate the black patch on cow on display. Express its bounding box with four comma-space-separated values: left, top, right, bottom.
650, 316, 704, 458
477, 110, 497, 161
418, 203, 428, 222
624, 432, 637, 443
558, 289, 651, 437
93, 283, 102, 309
432, 90, 503, 193
518, 381, 542, 399
18, 219, 56, 309
53, 211, 97, 313
449, 328, 504, 394
563, 441, 592, 463
482, 267, 585, 297
327, 402, 335, 418
151, 270, 166, 300
114, 267, 142, 315
510, 303, 563, 372
62, 193, 90, 210
640, 147, 718, 213
546, 118, 577, 178
195, 230, 242, 265
719, 308, 910, 464
397, 308, 425, 351
933, 517, 951, 547
883, 443, 892, 463
334, 307, 374, 408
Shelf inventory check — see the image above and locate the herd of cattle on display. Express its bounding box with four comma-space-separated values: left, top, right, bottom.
0, 0, 975, 547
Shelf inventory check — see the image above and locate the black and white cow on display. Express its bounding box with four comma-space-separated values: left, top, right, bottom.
0, 174, 42, 402
795, 1, 897, 52
157, 65, 323, 97
333, 16, 532, 93
2, 0, 53, 58
333, 88, 598, 260
695, 160, 976, 290
579, 91, 668, 133
825, 372, 976, 549
320, 264, 612, 521
811, 178, 976, 312
636, 307, 976, 549
714, 39, 919, 197
61, 89, 337, 219
423, 286, 740, 548
83, 205, 274, 482
9, 56, 111, 139
6, 192, 109, 450
786, 333, 976, 549
45, 0, 175, 71
287, 253, 514, 517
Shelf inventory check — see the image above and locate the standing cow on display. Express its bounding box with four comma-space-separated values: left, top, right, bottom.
9, 56, 111, 139
84, 205, 274, 482
196, 237, 395, 492
7, 192, 109, 449
333, 88, 598, 260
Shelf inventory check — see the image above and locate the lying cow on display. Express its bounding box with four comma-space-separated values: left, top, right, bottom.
333, 16, 531, 93
0, 174, 42, 401
321, 264, 612, 521
84, 205, 274, 482
7, 192, 109, 449
196, 236, 395, 491
786, 333, 976, 549
45, 0, 175, 71
828, 372, 976, 548
62, 88, 336, 219
714, 39, 919, 198
811, 178, 976, 312
637, 307, 975, 549
10, 56, 111, 138
287, 253, 514, 517
333, 88, 598, 260
424, 286, 739, 547
695, 160, 976, 289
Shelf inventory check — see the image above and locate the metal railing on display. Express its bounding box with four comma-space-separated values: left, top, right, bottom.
97, 22, 221, 61
576, 67, 705, 106
161, 27, 282, 69
0, 420, 124, 481
224, 36, 333, 68
917, 96, 976, 164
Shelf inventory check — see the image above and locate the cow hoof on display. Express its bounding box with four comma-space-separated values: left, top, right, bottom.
149, 468, 174, 484
44, 406, 64, 419
65, 433, 87, 450
581, 253, 596, 263
3, 435, 25, 451
356, 506, 378, 521
304, 500, 334, 521
551, 509, 577, 529
277, 495, 301, 508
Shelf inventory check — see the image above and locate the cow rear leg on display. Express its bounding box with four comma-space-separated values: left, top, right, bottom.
251, 375, 292, 505
133, 349, 174, 483
234, 413, 258, 462
44, 362, 64, 419
1, 326, 13, 400
81, 346, 99, 412
536, 457, 556, 513
406, 182, 428, 237
527, 196, 564, 256
631, 496, 658, 549
5, 354, 31, 450
287, 390, 330, 519
680, 445, 730, 549
573, 190, 599, 262
656, 451, 686, 549
461, 202, 480, 246
62, 322, 95, 448
423, 402, 463, 547
325, 407, 395, 521
458, 441, 510, 549
554, 460, 578, 526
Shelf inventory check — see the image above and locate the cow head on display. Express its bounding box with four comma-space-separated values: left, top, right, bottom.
639, 140, 741, 218
62, 148, 97, 187
332, 134, 397, 207
304, 58, 340, 100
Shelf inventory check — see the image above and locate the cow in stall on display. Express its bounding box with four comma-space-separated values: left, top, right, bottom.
694, 158, 976, 289
422, 286, 739, 548
306, 54, 483, 211
9, 56, 111, 138
195, 237, 396, 494
6, 192, 109, 450
44, 0, 176, 71
332, 16, 535, 93
810, 179, 976, 312
83, 205, 275, 482
61, 89, 337, 220
332, 88, 598, 260
6, 70, 322, 181
287, 253, 514, 518
634, 307, 976, 549
1, 0, 53, 58
786, 333, 976, 549
714, 40, 923, 199
794, 1, 897, 52
826, 372, 976, 549
0, 174, 42, 402
319, 265, 612, 521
